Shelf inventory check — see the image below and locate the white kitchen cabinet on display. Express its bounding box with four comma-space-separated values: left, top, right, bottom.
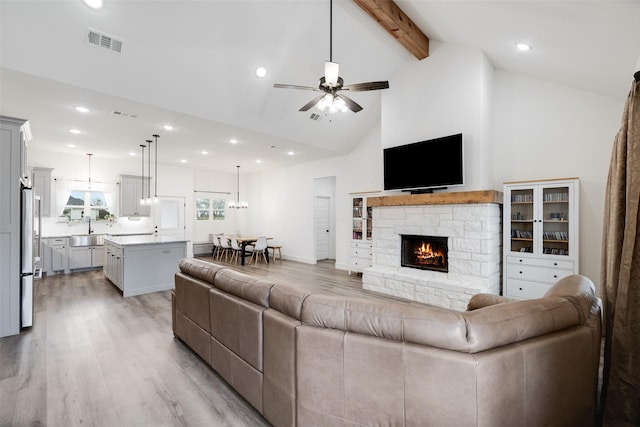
503, 178, 579, 299
43, 237, 69, 274
69, 245, 104, 270
349, 194, 374, 274
103, 236, 186, 297
120, 175, 150, 217
32, 167, 53, 217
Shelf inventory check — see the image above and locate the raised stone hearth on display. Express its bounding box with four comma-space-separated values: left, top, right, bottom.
362, 191, 502, 311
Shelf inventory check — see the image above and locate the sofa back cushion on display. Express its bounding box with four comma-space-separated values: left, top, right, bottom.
269, 284, 312, 320
178, 258, 224, 284
301, 284, 589, 353
214, 269, 272, 307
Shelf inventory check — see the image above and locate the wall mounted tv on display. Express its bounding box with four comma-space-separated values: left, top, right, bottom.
383, 133, 464, 193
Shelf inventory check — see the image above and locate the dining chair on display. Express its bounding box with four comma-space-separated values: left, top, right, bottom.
229, 237, 243, 264
218, 236, 231, 262
212, 235, 222, 259
249, 236, 268, 265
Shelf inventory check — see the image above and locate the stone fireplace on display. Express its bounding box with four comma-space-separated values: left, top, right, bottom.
362, 191, 502, 311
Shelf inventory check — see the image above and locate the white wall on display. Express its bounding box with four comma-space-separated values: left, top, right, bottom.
492, 70, 624, 287
381, 41, 494, 190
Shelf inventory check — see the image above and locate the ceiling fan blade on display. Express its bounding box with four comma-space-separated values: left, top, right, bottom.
342, 81, 390, 92
336, 94, 363, 113
274, 83, 320, 91
299, 95, 326, 112
324, 61, 340, 87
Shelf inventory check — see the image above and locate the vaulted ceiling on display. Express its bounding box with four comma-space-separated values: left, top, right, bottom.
1, 1, 639, 174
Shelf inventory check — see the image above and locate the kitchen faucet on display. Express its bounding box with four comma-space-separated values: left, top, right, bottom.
88, 216, 93, 234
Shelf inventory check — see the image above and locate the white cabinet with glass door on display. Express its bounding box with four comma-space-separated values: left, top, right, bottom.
349, 194, 374, 274
503, 178, 579, 299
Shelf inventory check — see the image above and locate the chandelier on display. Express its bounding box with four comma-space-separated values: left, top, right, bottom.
228, 165, 248, 209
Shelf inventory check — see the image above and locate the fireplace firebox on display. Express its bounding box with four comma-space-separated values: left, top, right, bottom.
401, 234, 448, 272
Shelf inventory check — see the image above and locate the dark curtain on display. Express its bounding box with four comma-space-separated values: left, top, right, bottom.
600, 77, 640, 425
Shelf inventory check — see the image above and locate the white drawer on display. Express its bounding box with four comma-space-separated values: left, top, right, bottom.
350, 247, 372, 258
506, 263, 573, 283
505, 279, 551, 300
351, 241, 372, 249
506, 256, 573, 270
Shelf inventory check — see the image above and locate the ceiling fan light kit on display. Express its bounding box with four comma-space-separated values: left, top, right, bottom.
274, 0, 389, 114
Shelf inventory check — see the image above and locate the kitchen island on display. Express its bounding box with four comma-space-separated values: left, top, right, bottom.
103, 235, 187, 297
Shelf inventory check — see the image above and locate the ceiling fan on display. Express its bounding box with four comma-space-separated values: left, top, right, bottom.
274, 0, 389, 113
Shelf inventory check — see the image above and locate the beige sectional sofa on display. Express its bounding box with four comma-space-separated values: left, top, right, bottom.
172, 258, 602, 427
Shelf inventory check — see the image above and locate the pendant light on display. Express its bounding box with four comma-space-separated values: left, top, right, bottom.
152, 134, 159, 203
144, 139, 153, 205
229, 165, 248, 209
139, 144, 146, 206
87, 153, 93, 189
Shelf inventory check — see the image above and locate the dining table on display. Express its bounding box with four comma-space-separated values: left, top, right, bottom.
230, 236, 273, 266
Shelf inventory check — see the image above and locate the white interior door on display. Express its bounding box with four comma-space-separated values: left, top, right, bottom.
152, 196, 185, 239
315, 196, 330, 260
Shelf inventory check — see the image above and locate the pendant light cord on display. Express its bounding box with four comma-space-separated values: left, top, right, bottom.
329, 0, 333, 62
153, 134, 159, 197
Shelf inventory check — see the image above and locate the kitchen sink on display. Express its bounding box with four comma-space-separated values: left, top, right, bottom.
69, 234, 104, 247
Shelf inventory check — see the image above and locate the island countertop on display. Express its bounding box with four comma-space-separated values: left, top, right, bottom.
103, 235, 189, 246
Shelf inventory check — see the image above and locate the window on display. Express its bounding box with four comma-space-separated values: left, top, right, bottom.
196, 198, 225, 221
62, 190, 113, 221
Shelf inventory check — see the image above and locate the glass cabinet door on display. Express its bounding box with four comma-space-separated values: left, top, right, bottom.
352, 197, 364, 240
509, 188, 534, 253
366, 206, 373, 240
541, 185, 570, 256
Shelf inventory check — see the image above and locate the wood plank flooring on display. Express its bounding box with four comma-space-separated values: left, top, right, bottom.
0, 258, 409, 426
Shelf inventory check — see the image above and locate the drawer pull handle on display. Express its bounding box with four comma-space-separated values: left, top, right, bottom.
554, 262, 558, 266
519, 287, 523, 291
519, 259, 523, 263
519, 271, 523, 274
553, 275, 558, 278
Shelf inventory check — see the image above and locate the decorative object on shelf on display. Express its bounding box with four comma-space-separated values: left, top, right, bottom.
273, 0, 389, 114
228, 165, 248, 209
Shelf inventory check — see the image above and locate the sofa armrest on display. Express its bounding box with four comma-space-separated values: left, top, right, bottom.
466, 294, 514, 311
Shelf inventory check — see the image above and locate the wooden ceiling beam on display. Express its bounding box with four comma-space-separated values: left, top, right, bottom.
353, 0, 429, 60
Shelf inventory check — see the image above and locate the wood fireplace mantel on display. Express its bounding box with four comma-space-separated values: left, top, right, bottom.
366, 190, 503, 207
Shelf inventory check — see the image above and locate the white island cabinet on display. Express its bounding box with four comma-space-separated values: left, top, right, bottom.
103, 235, 187, 297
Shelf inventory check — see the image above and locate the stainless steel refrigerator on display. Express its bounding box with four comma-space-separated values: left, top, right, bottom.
20, 185, 36, 328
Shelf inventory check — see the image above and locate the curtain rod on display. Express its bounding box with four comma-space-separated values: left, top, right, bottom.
194, 190, 231, 195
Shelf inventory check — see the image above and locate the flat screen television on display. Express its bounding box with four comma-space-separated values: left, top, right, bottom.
383, 133, 464, 192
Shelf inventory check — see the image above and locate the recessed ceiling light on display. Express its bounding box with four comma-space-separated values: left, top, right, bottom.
229, 138, 238, 144
255, 66, 267, 78
180, 159, 187, 163
67, 144, 76, 148
163, 124, 174, 131
201, 150, 208, 155
69, 129, 81, 134
256, 159, 262, 164
128, 152, 136, 156
74, 106, 91, 113
515, 42, 532, 52
83, 0, 103, 9
287, 151, 295, 156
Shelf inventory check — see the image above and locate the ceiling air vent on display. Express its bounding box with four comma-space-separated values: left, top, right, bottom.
111, 110, 137, 119
309, 113, 322, 121
86, 28, 123, 54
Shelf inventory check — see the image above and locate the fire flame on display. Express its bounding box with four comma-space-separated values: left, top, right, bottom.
414, 242, 446, 266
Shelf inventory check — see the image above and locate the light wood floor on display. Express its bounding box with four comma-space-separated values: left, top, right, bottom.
0, 258, 408, 426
